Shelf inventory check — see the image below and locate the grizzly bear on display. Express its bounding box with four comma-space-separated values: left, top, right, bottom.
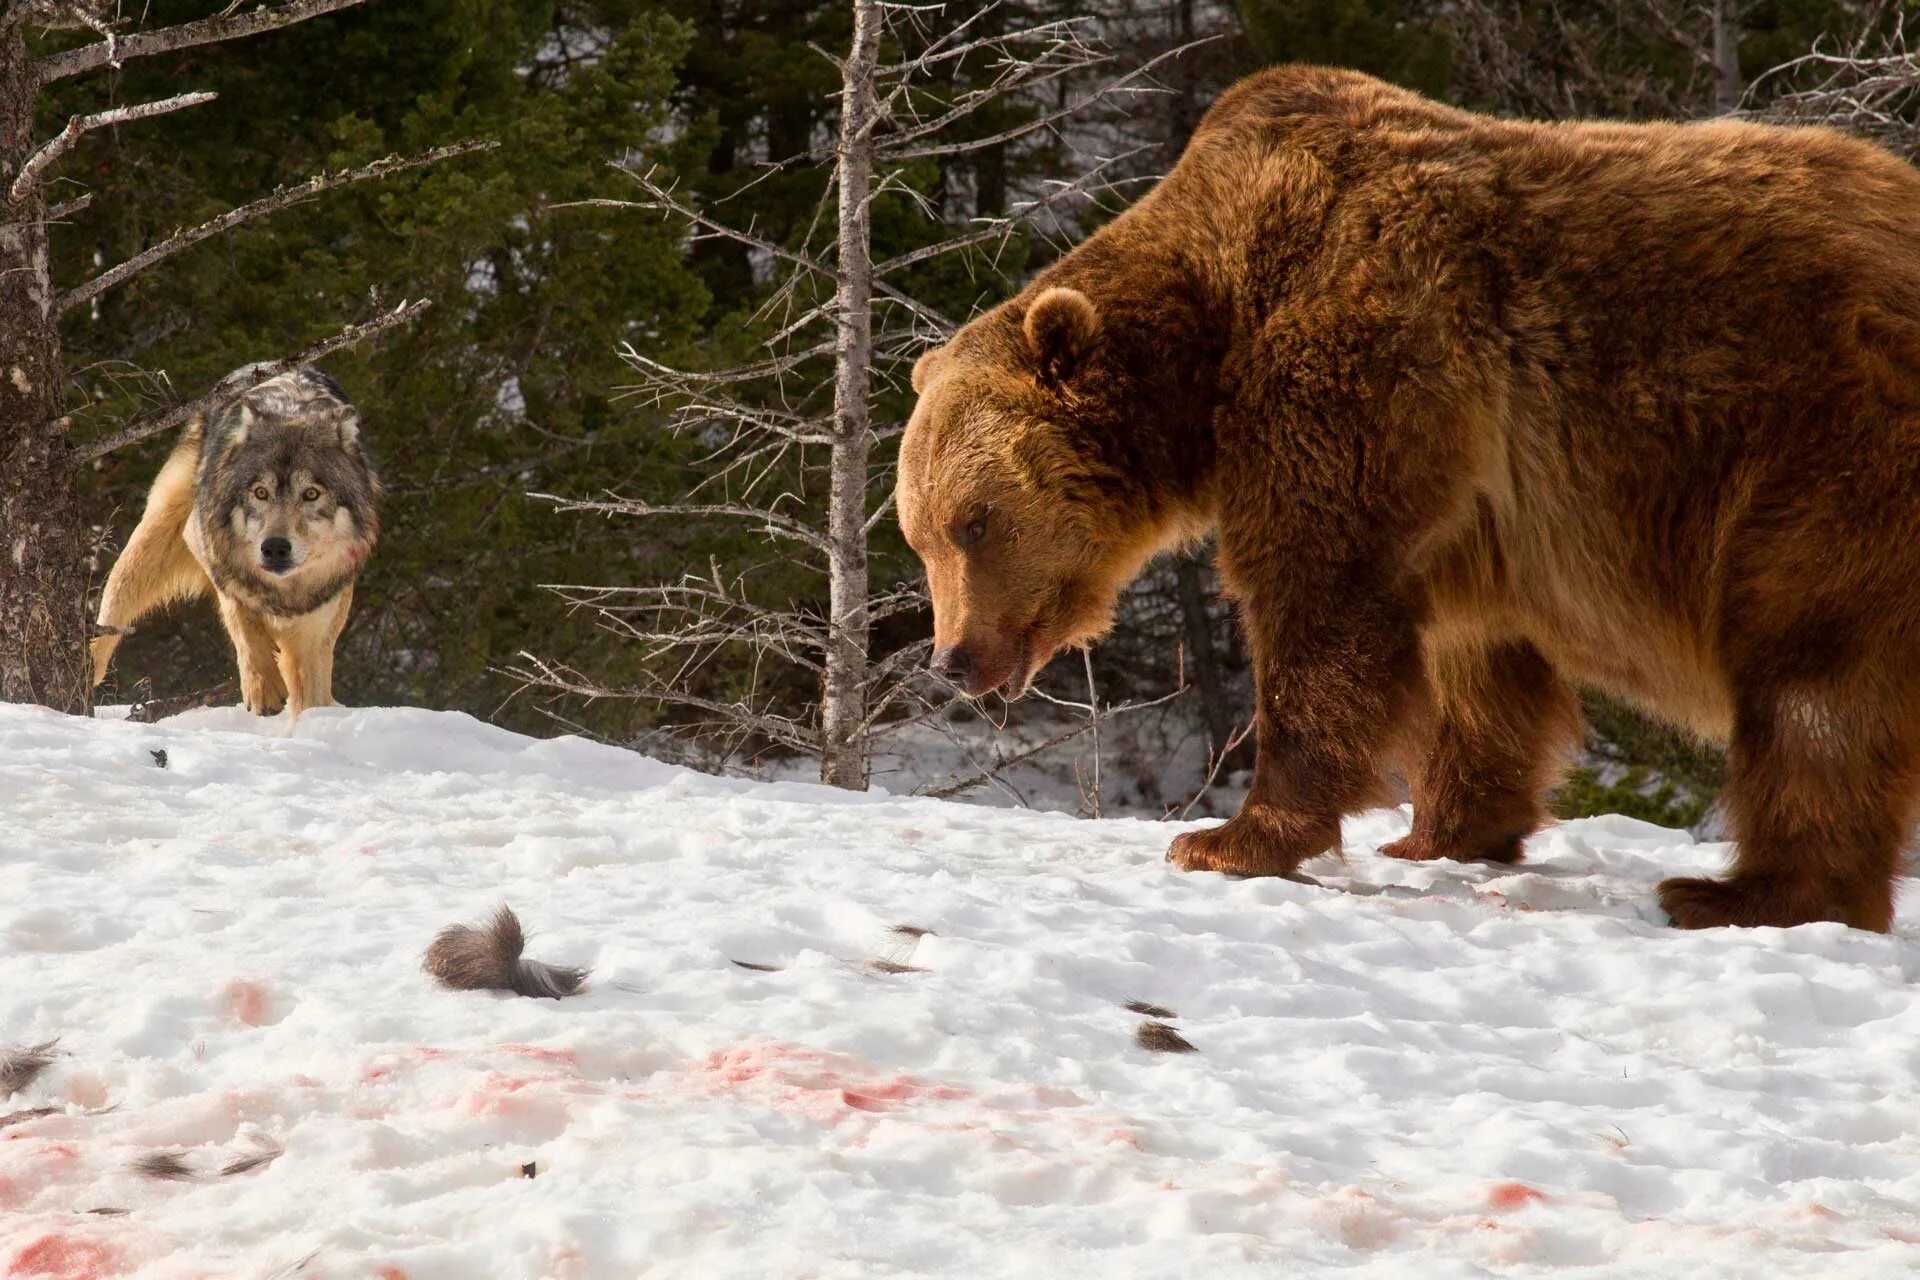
897, 65, 1920, 933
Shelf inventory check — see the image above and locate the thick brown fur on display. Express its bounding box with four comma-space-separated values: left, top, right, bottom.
91, 366, 379, 721
898, 65, 1920, 933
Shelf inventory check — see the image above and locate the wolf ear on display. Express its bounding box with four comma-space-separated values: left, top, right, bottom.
1023, 286, 1100, 387
226, 403, 256, 445
911, 346, 948, 394
331, 408, 362, 450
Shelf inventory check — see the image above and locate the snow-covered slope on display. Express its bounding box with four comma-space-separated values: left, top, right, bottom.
2, 704, 1917, 1279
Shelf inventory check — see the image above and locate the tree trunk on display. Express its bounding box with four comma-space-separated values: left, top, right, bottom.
819, 0, 880, 790
0, 22, 88, 713
1711, 0, 1743, 115
1162, 2, 1236, 769
1175, 555, 1236, 760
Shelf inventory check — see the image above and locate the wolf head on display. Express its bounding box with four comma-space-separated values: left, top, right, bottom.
196, 365, 381, 616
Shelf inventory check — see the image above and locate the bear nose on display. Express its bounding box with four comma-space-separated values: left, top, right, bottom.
931, 645, 974, 683
261, 537, 292, 562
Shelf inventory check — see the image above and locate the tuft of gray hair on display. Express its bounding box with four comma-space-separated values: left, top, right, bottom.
1, 1040, 57, 1098
424, 906, 586, 1000
134, 1151, 197, 1181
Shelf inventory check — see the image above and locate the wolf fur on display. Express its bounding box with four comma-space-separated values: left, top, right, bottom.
91, 365, 380, 720
423, 906, 588, 999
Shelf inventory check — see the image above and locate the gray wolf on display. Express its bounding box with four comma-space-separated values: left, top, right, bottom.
91, 365, 380, 721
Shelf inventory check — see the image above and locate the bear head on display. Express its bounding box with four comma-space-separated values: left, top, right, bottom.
898, 285, 1184, 699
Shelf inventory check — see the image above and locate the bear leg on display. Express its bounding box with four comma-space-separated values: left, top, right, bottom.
1382, 639, 1582, 866
1169, 569, 1427, 879
1659, 683, 1913, 933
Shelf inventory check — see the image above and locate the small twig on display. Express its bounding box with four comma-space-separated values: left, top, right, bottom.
1175, 721, 1255, 821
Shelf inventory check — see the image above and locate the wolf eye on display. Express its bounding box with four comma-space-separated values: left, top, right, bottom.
302, 487, 322, 502
251, 485, 270, 501
953, 513, 987, 550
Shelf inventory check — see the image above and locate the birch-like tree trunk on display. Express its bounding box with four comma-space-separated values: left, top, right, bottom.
820, 0, 881, 791
1711, 0, 1744, 114
0, 18, 85, 711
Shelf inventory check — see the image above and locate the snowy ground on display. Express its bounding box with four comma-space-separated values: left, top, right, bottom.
3, 704, 1918, 1279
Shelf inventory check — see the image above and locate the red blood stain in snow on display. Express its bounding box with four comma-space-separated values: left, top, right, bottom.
684, 1044, 973, 1123
221, 980, 271, 1027
1487, 1182, 1546, 1210
500, 1045, 576, 1066
376, 1268, 408, 1280
35, 1145, 76, 1162
6, 1236, 124, 1279
0, 1176, 21, 1210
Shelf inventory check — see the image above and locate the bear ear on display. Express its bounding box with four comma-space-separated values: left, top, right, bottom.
1023, 286, 1100, 388
911, 346, 949, 394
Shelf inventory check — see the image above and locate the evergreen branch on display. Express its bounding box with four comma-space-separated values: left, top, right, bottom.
73, 298, 431, 465
37, 0, 369, 84
11, 91, 216, 201
60, 140, 495, 315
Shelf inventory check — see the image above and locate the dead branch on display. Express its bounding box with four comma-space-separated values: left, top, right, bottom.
125, 679, 239, 723
38, 0, 369, 84
73, 298, 432, 465
12, 91, 216, 201
528, 491, 831, 554
61, 139, 496, 315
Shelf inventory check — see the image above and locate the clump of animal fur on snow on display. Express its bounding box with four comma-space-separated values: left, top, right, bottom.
1, 1040, 57, 1097
424, 906, 587, 999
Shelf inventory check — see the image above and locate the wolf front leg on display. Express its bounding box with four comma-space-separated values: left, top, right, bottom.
1168, 551, 1430, 878
217, 595, 286, 715
274, 586, 351, 722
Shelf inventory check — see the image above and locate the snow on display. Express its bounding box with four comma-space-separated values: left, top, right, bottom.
3, 703, 1918, 1279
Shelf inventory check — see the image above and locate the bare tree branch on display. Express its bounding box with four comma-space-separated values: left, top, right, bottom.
74, 298, 432, 465
37, 0, 369, 84
61, 139, 496, 315
528, 491, 833, 554
12, 91, 216, 200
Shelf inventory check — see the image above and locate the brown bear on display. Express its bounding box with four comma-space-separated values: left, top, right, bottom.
897, 65, 1920, 933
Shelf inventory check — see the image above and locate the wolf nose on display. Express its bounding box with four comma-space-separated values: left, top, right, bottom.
261, 537, 292, 563
931, 646, 974, 682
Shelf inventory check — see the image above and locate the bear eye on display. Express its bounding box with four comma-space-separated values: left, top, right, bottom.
251, 485, 271, 502
302, 486, 322, 502
953, 513, 987, 550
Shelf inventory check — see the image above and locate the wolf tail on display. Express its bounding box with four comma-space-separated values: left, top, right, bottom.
91, 421, 211, 686
424, 906, 587, 1000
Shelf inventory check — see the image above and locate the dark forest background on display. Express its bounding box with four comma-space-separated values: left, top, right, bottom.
56, 0, 1908, 821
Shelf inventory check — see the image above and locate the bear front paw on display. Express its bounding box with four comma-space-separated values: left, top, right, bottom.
1168, 809, 1337, 878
